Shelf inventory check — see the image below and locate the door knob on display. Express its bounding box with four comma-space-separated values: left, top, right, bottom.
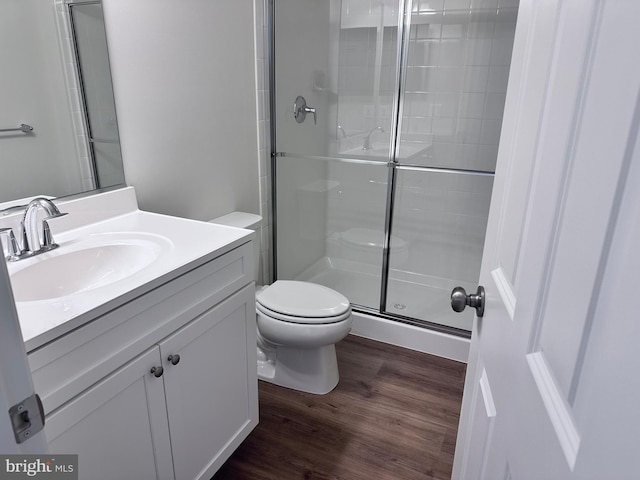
294, 95, 317, 125
150, 366, 164, 378
451, 286, 485, 317
167, 354, 181, 366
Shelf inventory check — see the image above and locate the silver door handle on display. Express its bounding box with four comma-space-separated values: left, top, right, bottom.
294, 95, 316, 125
451, 286, 485, 317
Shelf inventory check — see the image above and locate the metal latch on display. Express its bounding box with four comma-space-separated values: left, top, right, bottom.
9, 393, 45, 444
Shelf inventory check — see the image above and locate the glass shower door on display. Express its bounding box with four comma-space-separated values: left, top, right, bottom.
272, 0, 519, 333
273, 0, 398, 310
384, 1, 518, 331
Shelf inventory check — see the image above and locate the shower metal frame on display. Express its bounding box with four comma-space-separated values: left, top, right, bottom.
267, 0, 495, 339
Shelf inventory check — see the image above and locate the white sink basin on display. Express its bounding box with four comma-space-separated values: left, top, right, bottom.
9, 232, 171, 302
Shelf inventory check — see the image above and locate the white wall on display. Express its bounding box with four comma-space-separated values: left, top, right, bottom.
0, 0, 85, 202
102, 0, 260, 222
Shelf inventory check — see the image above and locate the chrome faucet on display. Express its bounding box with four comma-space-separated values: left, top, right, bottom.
21, 198, 67, 255
363, 126, 385, 150
0, 198, 67, 261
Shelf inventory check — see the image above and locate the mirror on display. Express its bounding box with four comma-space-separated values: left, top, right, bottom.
0, 0, 125, 206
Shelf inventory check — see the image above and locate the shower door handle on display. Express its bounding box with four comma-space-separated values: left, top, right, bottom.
451, 286, 485, 317
294, 96, 316, 125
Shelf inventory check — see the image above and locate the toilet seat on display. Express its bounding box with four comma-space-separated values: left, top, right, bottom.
256, 302, 351, 324
256, 280, 351, 324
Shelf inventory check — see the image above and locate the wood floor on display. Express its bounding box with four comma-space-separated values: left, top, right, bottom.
213, 335, 467, 480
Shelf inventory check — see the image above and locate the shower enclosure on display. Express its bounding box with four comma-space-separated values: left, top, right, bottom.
271, 0, 518, 335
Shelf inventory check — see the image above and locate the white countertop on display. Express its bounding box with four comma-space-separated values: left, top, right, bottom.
1, 188, 253, 352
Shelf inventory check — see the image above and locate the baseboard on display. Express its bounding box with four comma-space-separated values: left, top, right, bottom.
349, 310, 470, 363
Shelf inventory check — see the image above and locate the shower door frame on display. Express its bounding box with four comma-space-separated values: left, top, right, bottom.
268, 0, 496, 339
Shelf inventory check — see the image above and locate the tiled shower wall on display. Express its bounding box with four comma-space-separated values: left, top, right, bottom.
254, 0, 272, 285
401, 0, 518, 171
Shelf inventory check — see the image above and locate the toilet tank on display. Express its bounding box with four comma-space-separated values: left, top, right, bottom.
209, 212, 262, 283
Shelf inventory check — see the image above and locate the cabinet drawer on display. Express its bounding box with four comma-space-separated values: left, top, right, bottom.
29, 242, 252, 414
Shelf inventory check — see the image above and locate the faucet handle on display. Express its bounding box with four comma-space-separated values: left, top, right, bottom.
0, 227, 21, 260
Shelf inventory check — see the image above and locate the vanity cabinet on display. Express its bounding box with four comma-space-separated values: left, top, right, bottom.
28, 242, 258, 480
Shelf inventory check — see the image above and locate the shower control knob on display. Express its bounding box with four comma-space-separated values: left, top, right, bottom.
167, 354, 181, 366
293, 96, 317, 125
451, 286, 485, 318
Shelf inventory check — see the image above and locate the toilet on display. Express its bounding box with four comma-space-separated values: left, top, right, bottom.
210, 212, 353, 395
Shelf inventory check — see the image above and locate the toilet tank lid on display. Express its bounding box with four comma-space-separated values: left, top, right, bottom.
209, 212, 262, 230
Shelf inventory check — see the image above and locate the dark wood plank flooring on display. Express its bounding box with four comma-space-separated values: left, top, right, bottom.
213, 334, 466, 480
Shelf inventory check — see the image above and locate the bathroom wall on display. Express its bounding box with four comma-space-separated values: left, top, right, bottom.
0, 0, 85, 201
102, 0, 260, 223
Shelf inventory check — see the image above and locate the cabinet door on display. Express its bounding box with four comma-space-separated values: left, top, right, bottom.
160, 284, 258, 480
45, 347, 175, 480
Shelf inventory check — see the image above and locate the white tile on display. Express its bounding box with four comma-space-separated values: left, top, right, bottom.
434, 92, 460, 117
458, 143, 478, 167
254, 0, 265, 27
465, 37, 493, 66
476, 144, 499, 170
483, 92, 506, 119
255, 31, 264, 60
434, 67, 464, 92
433, 116, 457, 140
74, 135, 90, 158
258, 148, 269, 177
494, 19, 517, 38
439, 40, 466, 66
256, 58, 264, 90
431, 141, 457, 164
405, 66, 432, 91
468, 19, 495, 38
459, 92, 485, 118
258, 119, 267, 149
487, 66, 510, 93
480, 118, 502, 145
463, 66, 489, 92
490, 36, 515, 66
442, 23, 467, 39
417, 0, 445, 13
68, 88, 82, 113
457, 118, 482, 143
445, 0, 471, 11
408, 116, 434, 135
471, 0, 499, 9
409, 39, 441, 67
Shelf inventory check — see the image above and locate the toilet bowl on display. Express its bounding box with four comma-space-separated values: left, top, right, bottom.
210, 212, 353, 395
256, 280, 352, 394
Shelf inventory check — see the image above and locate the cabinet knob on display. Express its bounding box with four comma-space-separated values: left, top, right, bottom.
150, 366, 164, 378
167, 354, 181, 366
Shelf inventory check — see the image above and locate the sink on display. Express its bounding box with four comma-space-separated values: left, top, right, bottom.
9, 232, 172, 302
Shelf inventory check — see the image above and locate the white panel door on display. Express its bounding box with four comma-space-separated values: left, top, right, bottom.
453, 1, 640, 478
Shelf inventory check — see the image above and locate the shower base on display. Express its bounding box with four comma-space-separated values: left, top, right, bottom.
296, 257, 475, 332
